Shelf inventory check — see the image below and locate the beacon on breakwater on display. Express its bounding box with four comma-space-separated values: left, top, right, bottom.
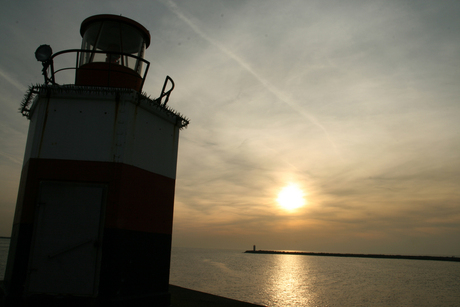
4, 14, 188, 307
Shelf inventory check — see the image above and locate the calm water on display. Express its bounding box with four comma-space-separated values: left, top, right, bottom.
1, 239, 459, 306
170, 247, 460, 307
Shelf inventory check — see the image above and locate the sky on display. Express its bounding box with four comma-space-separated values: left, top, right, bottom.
1, 0, 459, 256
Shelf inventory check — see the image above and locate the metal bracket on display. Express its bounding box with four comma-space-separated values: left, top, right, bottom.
156, 75, 175, 106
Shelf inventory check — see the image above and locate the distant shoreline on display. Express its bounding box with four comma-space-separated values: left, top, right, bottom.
245, 250, 460, 262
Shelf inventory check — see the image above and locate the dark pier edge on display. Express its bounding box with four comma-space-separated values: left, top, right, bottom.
245, 250, 460, 262
0, 281, 264, 307
169, 285, 264, 307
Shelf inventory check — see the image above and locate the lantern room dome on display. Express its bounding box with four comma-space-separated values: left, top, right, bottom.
80, 14, 151, 49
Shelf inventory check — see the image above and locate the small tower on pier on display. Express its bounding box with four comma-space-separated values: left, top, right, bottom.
4, 14, 188, 307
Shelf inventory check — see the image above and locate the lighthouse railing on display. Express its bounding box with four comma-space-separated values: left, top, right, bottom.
40, 49, 150, 92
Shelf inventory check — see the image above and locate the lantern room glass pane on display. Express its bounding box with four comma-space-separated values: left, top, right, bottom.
79, 20, 146, 74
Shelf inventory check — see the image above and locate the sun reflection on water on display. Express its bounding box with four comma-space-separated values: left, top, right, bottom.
265, 254, 316, 306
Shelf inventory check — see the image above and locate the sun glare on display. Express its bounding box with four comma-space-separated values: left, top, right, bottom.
277, 184, 306, 211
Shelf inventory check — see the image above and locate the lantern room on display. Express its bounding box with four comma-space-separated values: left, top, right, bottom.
75, 14, 151, 91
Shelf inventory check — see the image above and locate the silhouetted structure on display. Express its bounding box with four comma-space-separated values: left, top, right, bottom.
4, 14, 188, 307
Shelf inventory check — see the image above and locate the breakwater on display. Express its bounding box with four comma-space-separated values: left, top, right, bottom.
245, 250, 460, 262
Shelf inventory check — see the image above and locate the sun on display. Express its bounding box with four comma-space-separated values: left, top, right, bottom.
277, 184, 306, 211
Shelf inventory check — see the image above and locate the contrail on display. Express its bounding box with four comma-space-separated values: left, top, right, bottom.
162, 0, 340, 157
0, 67, 27, 93
0, 150, 23, 165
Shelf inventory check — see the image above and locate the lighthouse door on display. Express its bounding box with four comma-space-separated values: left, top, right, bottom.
26, 181, 106, 296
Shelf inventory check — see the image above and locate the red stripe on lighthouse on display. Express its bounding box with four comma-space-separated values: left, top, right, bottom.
15, 158, 176, 234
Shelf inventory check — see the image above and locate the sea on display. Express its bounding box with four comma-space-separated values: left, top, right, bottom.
1, 238, 459, 306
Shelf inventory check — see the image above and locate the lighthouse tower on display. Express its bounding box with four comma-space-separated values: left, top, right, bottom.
4, 15, 188, 306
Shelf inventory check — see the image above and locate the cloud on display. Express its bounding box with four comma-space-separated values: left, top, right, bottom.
0, 67, 27, 93
162, 0, 340, 156
1, 0, 460, 255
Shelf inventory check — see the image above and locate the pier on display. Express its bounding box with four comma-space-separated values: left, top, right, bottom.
245, 250, 460, 262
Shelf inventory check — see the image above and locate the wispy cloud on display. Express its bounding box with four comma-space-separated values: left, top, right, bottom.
1, 0, 460, 254
161, 0, 340, 157
0, 151, 23, 165
0, 67, 27, 93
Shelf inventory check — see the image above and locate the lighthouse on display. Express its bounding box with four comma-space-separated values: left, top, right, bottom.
4, 15, 188, 306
